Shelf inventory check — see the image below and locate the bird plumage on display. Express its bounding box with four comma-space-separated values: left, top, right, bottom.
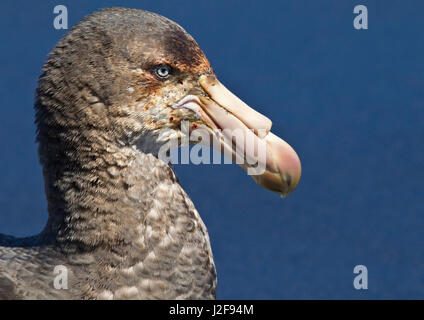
1, 7, 216, 300
0, 6, 301, 300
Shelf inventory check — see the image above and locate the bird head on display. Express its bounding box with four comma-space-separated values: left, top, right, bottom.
36, 8, 301, 197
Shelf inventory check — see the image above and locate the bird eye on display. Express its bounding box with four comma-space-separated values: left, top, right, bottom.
154, 64, 172, 79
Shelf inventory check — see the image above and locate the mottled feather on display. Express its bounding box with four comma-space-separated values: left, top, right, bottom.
0, 8, 216, 300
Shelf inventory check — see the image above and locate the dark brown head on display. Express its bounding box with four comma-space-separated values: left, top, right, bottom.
35, 7, 301, 209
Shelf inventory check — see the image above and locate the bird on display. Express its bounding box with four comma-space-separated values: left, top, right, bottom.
0, 7, 301, 300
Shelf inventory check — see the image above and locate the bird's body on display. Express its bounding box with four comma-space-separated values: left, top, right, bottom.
0, 152, 216, 299
0, 7, 300, 299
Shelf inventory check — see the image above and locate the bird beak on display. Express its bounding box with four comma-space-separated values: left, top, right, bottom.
197, 75, 301, 197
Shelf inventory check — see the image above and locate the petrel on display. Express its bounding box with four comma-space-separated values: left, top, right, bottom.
0, 8, 301, 300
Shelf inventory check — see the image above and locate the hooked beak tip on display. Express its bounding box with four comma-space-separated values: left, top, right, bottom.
262, 132, 301, 197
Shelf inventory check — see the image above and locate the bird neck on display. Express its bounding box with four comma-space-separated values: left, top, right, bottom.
36, 118, 216, 299
40, 135, 175, 253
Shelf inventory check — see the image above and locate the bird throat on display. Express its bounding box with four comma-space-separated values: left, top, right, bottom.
40, 144, 175, 253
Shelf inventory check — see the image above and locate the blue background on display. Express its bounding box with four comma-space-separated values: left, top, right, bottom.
0, 0, 423, 299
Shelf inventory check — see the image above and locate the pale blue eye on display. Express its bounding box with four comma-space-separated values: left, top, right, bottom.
155, 65, 171, 78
